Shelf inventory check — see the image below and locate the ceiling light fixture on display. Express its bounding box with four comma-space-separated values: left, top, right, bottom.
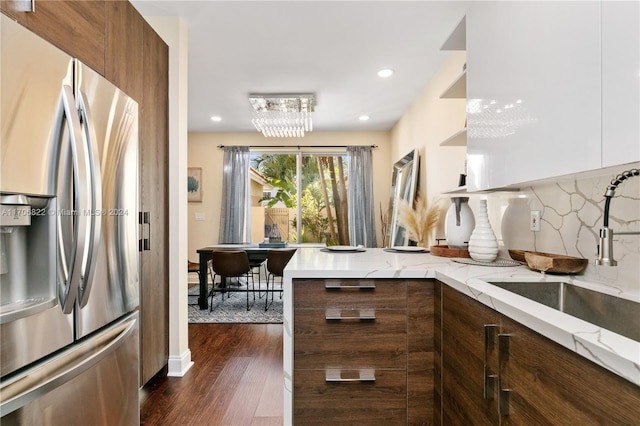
377, 69, 393, 78
210, 115, 222, 122
359, 115, 370, 121
249, 93, 315, 137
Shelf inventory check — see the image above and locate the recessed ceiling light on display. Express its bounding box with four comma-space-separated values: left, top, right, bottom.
210, 116, 222, 122
359, 115, 370, 121
377, 69, 393, 78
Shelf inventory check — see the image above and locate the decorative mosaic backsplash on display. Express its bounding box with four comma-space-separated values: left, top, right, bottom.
494, 163, 640, 297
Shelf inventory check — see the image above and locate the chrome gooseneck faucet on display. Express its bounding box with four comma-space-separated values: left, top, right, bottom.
596, 169, 640, 266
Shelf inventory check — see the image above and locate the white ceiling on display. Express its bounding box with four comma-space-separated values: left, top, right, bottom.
130, 1, 470, 133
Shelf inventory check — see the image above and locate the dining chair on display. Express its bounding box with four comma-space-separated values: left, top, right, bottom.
249, 259, 267, 299
209, 250, 256, 311
188, 260, 203, 305
265, 248, 296, 311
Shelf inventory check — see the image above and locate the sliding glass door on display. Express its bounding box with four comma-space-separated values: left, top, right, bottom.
250, 151, 350, 245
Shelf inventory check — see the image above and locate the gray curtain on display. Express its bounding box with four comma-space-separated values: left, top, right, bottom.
347, 146, 377, 247
218, 146, 250, 243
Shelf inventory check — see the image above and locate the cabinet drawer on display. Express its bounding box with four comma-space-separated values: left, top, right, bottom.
294, 309, 407, 368
294, 279, 406, 309
294, 368, 407, 425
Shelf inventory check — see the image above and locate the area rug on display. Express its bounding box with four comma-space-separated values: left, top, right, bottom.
187, 282, 283, 324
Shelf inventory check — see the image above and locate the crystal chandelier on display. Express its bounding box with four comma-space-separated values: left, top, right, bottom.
249, 93, 315, 137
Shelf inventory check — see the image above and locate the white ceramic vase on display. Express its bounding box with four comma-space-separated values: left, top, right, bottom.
445, 197, 475, 248
501, 197, 534, 251
468, 199, 499, 262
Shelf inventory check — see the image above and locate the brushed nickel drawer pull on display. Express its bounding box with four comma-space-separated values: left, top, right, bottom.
483, 324, 497, 400
325, 368, 376, 382
324, 280, 376, 290
498, 333, 511, 416
325, 308, 376, 321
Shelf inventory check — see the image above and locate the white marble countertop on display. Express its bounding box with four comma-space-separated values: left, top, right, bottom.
283, 247, 640, 390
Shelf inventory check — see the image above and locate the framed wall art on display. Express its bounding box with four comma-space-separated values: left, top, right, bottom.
187, 167, 202, 202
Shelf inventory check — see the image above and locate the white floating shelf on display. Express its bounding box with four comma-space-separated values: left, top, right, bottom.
439, 128, 467, 146
441, 185, 521, 196
440, 70, 466, 99
440, 16, 466, 51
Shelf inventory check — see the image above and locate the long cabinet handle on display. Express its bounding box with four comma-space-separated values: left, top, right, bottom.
144, 212, 150, 251
483, 324, 498, 400
20, 0, 35, 12
498, 333, 511, 416
325, 368, 376, 383
138, 212, 143, 252
325, 308, 376, 321
324, 280, 376, 290
138, 211, 150, 252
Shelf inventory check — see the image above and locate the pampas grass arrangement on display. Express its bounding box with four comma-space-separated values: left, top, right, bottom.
396, 193, 443, 247
380, 203, 389, 248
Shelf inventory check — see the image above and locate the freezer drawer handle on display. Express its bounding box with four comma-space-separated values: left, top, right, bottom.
0, 315, 137, 417
325, 368, 376, 383
325, 308, 376, 321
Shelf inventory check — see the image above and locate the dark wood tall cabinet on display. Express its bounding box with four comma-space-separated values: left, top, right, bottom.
105, 0, 143, 102
138, 19, 169, 385
1, 0, 170, 386
105, 0, 169, 385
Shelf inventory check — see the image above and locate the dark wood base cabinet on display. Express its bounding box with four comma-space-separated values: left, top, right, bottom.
293, 279, 434, 425
500, 315, 640, 425
435, 282, 640, 425
438, 282, 501, 425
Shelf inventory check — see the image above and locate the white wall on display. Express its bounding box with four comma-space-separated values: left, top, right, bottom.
187, 131, 391, 259
390, 51, 468, 243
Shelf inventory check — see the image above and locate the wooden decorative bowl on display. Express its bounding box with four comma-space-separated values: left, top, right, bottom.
430, 245, 471, 258
508, 249, 529, 263
524, 251, 588, 274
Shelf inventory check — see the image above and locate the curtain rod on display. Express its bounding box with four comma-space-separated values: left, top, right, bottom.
217, 144, 378, 149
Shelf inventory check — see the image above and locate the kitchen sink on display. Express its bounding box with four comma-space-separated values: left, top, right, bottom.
487, 281, 640, 342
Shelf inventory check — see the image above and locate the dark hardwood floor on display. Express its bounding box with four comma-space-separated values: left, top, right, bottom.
140, 324, 284, 425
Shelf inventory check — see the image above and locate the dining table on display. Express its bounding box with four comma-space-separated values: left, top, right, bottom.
195, 243, 323, 309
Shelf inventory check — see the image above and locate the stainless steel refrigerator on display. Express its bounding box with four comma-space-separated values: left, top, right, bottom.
0, 15, 140, 424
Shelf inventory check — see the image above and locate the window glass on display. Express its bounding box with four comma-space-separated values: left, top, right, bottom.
250, 152, 350, 245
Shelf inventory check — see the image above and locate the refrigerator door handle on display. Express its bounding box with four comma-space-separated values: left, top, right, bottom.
0, 314, 137, 417
56, 84, 87, 314
76, 89, 102, 308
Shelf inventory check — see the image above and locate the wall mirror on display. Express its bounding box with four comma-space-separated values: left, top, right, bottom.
387, 149, 420, 247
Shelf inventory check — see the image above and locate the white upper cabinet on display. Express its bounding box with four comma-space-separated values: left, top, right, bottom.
466, 2, 602, 191
602, 1, 640, 167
